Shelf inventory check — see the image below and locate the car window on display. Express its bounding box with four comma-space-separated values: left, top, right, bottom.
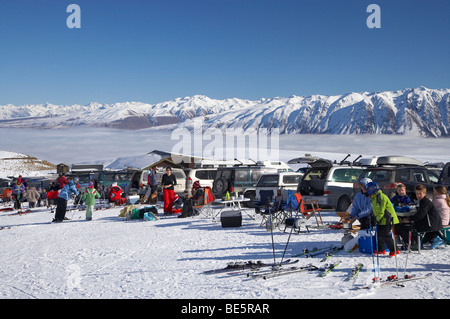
235, 170, 249, 182
172, 171, 185, 179
195, 170, 209, 180
330, 168, 360, 182
399, 169, 411, 181
208, 170, 217, 179
257, 175, 279, 187
428, 170, 439, 183
412, 169, 427, 183
282, 175, 301, 184
362, 170, 392, 182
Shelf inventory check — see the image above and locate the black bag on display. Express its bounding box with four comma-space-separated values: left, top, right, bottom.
220, 210, 242, 227
179, 197, 194, 218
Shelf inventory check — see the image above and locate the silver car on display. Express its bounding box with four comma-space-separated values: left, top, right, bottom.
295, 158, 362, 211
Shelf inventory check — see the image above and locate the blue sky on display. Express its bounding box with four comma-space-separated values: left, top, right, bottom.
0, 0, 449, 105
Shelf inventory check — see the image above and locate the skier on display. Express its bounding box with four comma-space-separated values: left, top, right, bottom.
52, 177, 79, 223
162, 167, 177, 215
366, 181, 400, 257
82, 181, 101, 221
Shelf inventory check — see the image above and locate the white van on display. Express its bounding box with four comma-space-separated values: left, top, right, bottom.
129, 167, 186, 197
254, 172, 303, 204
184, 168, 218, 196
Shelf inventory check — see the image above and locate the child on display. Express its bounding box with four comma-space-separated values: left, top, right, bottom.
82, 181, 101, 221
410, 184, 444, 248
390, 183, 413, 249
366, 182, 400, 257
390, 183, 412, 212
433, 185, 450, 226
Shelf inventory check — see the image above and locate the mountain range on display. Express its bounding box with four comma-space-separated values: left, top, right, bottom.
1, 86, 449, 137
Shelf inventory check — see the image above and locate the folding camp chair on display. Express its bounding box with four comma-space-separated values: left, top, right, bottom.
294, 192, 324, 227
283, 192, 323, 232
195, 187, 217, 217
254, 190, 274, 227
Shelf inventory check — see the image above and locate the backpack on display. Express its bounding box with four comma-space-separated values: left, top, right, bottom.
179, 198, 194, 218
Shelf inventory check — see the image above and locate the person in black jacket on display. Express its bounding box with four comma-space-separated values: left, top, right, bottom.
162, 167, 177, 215
409, 184, 444, 247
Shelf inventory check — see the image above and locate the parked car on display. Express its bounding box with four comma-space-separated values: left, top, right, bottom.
212, 166, 279, 203
296, 157, 363, 211
254, 172, 303, 204
184, 167, 218, 196
156, 168, 187, 198
130, 167, 187, 198
356, 156, 450, 200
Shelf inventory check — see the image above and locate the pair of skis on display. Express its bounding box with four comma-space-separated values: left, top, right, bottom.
355, 272, 432, 289
202, 258, 299, 275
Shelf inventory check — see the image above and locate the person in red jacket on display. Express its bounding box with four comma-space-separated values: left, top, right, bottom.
109, 182, 123, 204
162, 167, 177, 215
57, 173, 69, 189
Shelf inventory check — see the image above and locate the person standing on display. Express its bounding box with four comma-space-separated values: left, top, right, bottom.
26, 186, 40, 209
366, 181, 400, 257
82, 181, 101, 221
162, 167, 177, 215
53, 177, 79, 223
12, 179, 26, 210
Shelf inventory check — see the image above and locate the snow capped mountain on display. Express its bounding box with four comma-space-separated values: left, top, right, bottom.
0, 87, 449, 137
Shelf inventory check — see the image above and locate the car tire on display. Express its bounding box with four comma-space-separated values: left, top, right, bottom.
214, 177, 228, 197
336, 195, 351, 212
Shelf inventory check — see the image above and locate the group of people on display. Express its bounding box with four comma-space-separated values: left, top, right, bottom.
10, 175, 47, 210
349, 178, 450, 255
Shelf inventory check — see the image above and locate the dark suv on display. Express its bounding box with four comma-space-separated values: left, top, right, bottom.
212, 166, 278, 201
356, 156, 450, 200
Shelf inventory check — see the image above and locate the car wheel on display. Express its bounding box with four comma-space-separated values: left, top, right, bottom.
336, 195, 351, 212
214, 177, 228, 197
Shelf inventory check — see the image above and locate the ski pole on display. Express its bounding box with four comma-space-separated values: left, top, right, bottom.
268, 202, 276, 265
375, 224, 381, 279
392, 225, 399, 279
369, 222, 376, 280
279, 207, 300, 266
403, 228, 412, 278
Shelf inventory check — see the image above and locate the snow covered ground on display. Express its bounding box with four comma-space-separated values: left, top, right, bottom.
1, 128, 449, 302
0, 201, 448, 301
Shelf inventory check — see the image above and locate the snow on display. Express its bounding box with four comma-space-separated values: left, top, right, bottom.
1, 202, 449, 300
1, 128, 450, 301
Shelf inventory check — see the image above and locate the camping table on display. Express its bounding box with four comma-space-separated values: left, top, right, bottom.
212, 197, 255, 221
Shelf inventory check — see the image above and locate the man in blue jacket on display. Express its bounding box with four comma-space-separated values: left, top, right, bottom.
349, 178, 374, 229
53, 177, 79, 223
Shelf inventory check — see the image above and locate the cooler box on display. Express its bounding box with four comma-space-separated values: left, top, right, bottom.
358, 233, 390, 254
127, 195, 140, 205
442, 226, 450, 244
220, 210, 242, 228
